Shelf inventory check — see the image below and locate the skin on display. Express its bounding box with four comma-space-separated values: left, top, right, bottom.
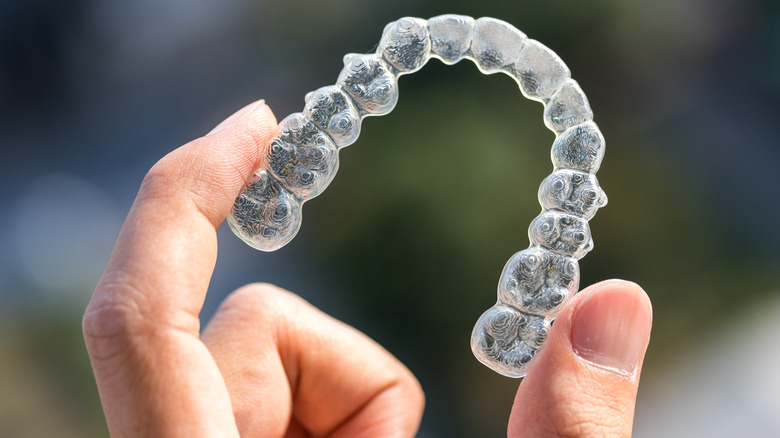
83, 101, 652, 437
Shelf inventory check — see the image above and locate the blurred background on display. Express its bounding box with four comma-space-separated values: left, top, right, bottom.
1, 0, 779, 436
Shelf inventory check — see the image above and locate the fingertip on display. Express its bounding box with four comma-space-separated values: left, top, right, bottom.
139, 100, 279, 228
570, 280, 652, 377
578, 279, 646, 300
208, 99, 274, 136
234, 100, 279, 148
208, 100, 278, 191
508, 279, 652, 437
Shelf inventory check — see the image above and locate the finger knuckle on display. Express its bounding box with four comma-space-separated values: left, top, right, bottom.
83, 278, 192, 362
141, 157, 182, 198
83, 296, 145, 363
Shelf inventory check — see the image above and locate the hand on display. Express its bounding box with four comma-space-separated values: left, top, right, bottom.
82, 101, 424, 437
83, 101, 652, 437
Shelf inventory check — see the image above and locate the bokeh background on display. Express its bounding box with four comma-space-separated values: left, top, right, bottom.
1, 0, 779, 436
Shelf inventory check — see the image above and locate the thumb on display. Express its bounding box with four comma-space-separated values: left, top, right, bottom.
508, 279, 652, 437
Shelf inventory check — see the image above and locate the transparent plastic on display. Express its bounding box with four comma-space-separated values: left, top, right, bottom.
227, 15, 607, 378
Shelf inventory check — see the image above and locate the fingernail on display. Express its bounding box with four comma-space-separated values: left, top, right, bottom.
570, 281, 652, 375
208, 100, 265, 135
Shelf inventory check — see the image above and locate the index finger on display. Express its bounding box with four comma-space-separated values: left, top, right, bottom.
83, 101, 277, 436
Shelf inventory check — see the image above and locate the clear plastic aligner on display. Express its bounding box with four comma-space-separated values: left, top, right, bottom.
228, 15, 608, 378
539, 170, 607, 220
337, 54, 399, 115
510, 40, 571, 102
529, 211, 594, 259
471, 304, 550, 377
469, 17, 527, 73
377, 17, 431, 74
496, 247, 580, 318
551, 121, 605, 173
266, 113, 339, 200
427, 15, 475, 64
303, 86, 362, 147
544, 78, 593, 133
227, 170, 302, 251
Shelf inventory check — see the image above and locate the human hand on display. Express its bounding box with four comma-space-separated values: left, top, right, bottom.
82, 101, 424, 437
82, 101, 651, 437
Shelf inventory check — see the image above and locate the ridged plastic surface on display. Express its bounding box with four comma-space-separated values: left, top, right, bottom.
227, 15, 607, 378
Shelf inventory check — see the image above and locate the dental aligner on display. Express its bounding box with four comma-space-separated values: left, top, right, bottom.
228, 15, 607, 378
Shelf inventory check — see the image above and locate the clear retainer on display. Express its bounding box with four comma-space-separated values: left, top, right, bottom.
227, 15, 608, 378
